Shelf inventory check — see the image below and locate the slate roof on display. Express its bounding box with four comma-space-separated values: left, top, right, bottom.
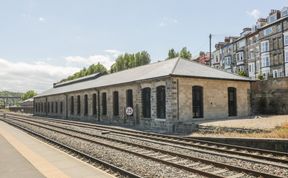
36, 58, 252, 97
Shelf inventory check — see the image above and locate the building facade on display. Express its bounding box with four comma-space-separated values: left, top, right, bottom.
211, 7, 288, 80
34, 58, 252, 133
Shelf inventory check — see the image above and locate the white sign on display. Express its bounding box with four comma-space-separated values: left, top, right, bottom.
126, 107, 133, 116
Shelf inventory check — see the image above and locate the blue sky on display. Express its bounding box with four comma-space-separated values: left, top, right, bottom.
0, 0, 287, 92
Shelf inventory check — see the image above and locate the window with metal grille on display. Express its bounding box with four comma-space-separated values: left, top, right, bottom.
84, 94, 88, 115
77, 95, 81, 115
113, 91, 119, 116
92, 93, 97, 115
192, 86, 203, 118
102, 93, 107, 115
156, 86, 166, 119
55, 102, 58, 113
60, 102, 63, 114
142, 87, 151, 118
70, 96, 74, 115
126, 89, 133, 108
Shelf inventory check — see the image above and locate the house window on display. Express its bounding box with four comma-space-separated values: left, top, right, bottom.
263, 27, 272, 36
77, 95, 81, 115
102, 93, 107, 115
261, 55, 270, 67
142, 87, 151, 118
55, 102, 58, 113
70, 96, 74, 115
126, 89, 133, 108
84, 94, 88, 115
92, 94, 97, 115
285, 51, 288, 62
156, 86, 166, 119
60, 102, 63, 114
273, 70, 278, 78
285, 34, 288, 46
261, 41, 269, 52
113, 91, 119, 116
228, 87, 237, 116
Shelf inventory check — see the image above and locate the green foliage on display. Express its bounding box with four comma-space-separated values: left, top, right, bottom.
62, 63, 108, 82
110, 51, 150, 73
179, 47, 192, 59
0, 91, 23, 107
166, 47, 192, 60
21, 90, 37, 101
167, 48, 179, 59
237, 70, 247, 77
258, 74, 264, 80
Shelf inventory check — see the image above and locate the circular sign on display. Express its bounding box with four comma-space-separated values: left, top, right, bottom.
126, 107, 133, 116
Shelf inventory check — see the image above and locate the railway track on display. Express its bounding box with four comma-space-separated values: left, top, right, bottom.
1, 114, 288, 178
9, 113, 288, 165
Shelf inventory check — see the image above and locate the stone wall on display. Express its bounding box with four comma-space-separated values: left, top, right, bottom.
176, 77, 251, 120
251, 78, 288, 114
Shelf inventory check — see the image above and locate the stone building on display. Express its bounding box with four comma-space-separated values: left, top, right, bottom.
211, 7, 288, 80
34, 58, 252, 132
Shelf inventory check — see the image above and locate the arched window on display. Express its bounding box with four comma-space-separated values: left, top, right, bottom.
51, 102, 54, 113
47, 102, 50, 113
55, 102, 58, 113
113, 91, 119, 116
60, 102, 63, 114
228, 87, 237, 116
77, 95, 81, 115
92, 94, 97, 115
142, 87, 151, 118
84, 94, 88, 115
102, 93, 107, 115
70, 96, 74, 115
192, 86, 203, 118
156, 86, 166, 118
126, 89, 133, 108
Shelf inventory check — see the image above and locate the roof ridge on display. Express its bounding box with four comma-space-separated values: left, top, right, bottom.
170, 57, 181, 74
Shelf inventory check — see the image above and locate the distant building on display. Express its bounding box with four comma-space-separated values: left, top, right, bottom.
211, 7, 288, 80
192, 52, 211, 65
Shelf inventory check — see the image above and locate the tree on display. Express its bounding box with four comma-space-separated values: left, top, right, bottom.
167, 48, 179, 60
21, 90, 37, 101
110, 51, 151, 73
166, 47, 192, 60
61, 62, 108, 82
179, 47, 192, 59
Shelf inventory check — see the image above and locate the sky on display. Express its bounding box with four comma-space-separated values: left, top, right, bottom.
0, 0, 287, 93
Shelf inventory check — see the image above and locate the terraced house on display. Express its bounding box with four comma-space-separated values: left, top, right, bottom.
212, 7, 288, 80
34, 58, 252, 132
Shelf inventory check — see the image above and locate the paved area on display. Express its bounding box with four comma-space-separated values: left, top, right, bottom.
0, 121, 115, 178
199, 115, 288, 130
0, 135, 45, 178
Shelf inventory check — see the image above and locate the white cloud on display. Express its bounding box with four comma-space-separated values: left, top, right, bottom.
38, 17, 46, 22
65, 50, 121, 68
0, 58, 79, 93
159, 17, 179, 27
246, 9, 261, 20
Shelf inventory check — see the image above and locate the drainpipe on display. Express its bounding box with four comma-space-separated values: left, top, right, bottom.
282, 21, 286, 77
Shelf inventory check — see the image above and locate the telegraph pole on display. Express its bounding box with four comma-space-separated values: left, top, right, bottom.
209, 34, 212, 66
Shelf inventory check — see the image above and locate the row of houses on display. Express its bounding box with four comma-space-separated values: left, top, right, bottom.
212, 7, 288, 80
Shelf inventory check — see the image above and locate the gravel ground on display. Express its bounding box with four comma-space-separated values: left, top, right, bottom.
8, 119, 205, 178
197, 115, 288, 130
9, 118, 288, 178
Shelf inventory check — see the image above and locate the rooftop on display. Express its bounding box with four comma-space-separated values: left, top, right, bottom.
36, 58, 252, 97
